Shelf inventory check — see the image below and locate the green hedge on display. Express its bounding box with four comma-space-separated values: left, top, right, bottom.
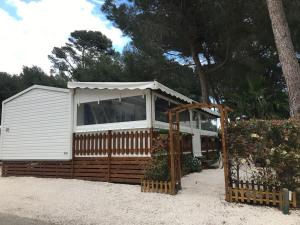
144, 151, 202, 181
181, 154, 202, 175
228, 119, 300, 191
144, 149, 170, 181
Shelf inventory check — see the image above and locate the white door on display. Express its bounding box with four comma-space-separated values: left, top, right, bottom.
191, 111, 202, 157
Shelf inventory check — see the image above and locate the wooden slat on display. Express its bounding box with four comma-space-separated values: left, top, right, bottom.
140, 131, 144, 155
80, 135, 84, 155
112, 132, 117, 155
116, 132, 121, 155
121, 132, 125, 155
126, 132, 130, 155
102, 133, 107, 155
144, 131, 149, 154
134, 131, 139, 155
94, 133, 99, 155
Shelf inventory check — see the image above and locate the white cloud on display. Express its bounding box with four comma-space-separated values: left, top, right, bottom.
0, 0, 128, 74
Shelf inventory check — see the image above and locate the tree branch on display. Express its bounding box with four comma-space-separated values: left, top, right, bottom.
206, 38, 230, 74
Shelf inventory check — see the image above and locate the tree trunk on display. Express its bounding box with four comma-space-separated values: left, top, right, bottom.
266, 0, 300, 118
190, 44, 209, 103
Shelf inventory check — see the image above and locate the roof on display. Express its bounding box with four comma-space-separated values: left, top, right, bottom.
68, 81, 219, 117
3, 85, 69, 104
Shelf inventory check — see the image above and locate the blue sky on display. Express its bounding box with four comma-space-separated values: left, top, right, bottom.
0, 0, 129, 74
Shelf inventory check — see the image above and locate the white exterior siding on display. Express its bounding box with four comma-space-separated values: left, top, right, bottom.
0, 87, 72, 160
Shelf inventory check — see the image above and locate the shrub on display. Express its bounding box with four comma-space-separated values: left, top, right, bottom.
228, 119, 300, 191
144, 149, 170, 181
181, 154, 202, 175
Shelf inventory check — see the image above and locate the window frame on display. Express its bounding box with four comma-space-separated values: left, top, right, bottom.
73, 89, 152, 133
152, 92, 192, 132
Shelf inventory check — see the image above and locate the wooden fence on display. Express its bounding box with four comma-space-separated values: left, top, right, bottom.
2, 157, 150, 184
229, 180, 297, 208
74, 129, 153, 156
141, 180, 172, 194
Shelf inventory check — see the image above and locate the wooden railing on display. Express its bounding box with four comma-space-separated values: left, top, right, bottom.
141, 180, 172, 194
229, 179, 297, 208
73, 129, 153, 157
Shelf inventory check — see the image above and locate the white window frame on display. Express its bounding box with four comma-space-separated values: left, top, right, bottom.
74, 89, 152, 133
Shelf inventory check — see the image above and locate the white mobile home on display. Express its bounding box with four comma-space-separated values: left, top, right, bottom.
0, 81, 219, 183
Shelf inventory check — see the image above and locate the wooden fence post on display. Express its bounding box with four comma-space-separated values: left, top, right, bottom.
282, 188, 289, 214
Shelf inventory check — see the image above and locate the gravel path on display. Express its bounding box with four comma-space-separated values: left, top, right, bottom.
0, 169, 299, 225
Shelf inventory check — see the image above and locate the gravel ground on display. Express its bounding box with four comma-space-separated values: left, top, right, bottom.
0, 169, 299, 225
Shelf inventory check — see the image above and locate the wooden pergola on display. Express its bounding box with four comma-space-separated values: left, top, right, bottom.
168, 103, 232, 200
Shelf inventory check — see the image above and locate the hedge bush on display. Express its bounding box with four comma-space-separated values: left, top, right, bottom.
181, 154, 202, 175
228, 119, 300, 191
144, 149, 170, 181
144, 151, 202, 181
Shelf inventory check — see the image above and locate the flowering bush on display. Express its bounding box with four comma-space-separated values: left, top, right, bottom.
228, 119, 300, 191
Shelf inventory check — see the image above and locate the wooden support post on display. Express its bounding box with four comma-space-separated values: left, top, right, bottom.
281, 188, 289, 214
175, 112, 182, 190
220, 107, 230, 202
107, 130, 112, 182
168, 111, 176, 195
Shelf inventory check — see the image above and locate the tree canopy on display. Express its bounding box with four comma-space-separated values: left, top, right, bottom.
2, 0, 300, 120
48, 30, 122, 82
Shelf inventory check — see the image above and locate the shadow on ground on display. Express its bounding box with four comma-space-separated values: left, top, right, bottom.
0, 213, 56, 225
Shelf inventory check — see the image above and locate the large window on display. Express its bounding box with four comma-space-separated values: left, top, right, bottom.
77, 95, 146, 126
155, 96, 190, 126
155, 96, 177, 122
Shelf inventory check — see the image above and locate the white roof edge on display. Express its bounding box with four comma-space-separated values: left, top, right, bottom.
68, 81, 194, 103
201, 108, 220, 117
67, 81, 220, 117
3, 85, 69, 104
153, 81, 194, 104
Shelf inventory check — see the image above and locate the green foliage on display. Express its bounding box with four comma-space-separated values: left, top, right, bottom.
121, 45, 200, 99
102, 0, 291, 118
144, 149, 170, 181
228, 119, 300, 190
224, 76, 289, 119
181, 154, 202, 175
48, 30, 121, 81
20, 66, 67, 88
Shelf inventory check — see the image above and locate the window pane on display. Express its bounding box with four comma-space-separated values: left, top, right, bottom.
179, 110, 190, 127
155, 97, 177, 122
154, 96, 190, 126
201, 113, 218, 131
77, 95, 146, 125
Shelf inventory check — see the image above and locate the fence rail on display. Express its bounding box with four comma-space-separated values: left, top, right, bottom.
74, 129, 153, 157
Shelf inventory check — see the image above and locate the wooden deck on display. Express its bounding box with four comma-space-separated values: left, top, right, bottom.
1, 129, 195, 185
